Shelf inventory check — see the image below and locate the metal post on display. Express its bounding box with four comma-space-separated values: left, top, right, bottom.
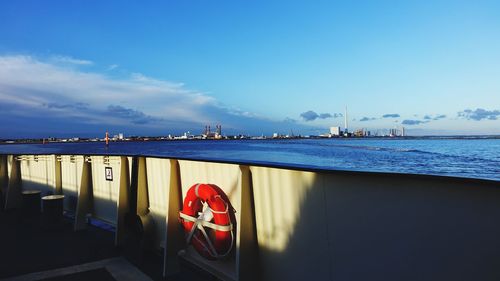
137, 157, 149, 216
0, 155, 8, 209
236, 165, 260, 281
116, 156, 130, 246
74, 156, 93, 231
55, 155, 62, 195
163, 159, 184, 277
5, 155, 22, 210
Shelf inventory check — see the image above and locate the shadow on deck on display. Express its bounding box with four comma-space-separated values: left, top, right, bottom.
0, 209, 214, 281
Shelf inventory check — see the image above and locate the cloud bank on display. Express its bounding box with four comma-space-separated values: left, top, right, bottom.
424, 114, 447, 121
401, 113, 448, 126
458, 108, 500, 121
106, 105, 163, 125
300, 110, 342, 122
402, 119, 428, 125
359, 117, 376, 122
0, 54, 310, 137
382, 113, 400, 118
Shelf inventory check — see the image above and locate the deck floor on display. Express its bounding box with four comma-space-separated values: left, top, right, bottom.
0, 209, 216, 281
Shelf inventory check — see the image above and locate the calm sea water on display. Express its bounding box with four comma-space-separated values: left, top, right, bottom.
0, 138, 499, 181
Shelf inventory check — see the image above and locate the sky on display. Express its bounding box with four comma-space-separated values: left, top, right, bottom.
0, 0, 499, 138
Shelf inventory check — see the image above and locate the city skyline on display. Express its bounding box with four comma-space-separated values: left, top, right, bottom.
1, 1, 500, 137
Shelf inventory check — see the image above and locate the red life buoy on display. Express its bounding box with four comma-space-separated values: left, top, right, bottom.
179, 183, 235, 260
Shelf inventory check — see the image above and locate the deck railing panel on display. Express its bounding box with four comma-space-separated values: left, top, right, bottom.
19, 155, 56, 196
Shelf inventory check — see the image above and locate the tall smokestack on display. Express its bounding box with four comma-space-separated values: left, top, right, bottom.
344, 106, 348, 133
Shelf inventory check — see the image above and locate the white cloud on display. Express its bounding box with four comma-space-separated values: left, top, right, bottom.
0, 54, 302, 136
50, 55, 93, 65
0, 55, 225, 125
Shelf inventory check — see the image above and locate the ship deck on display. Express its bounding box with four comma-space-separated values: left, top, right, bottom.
0, 210, 211, 281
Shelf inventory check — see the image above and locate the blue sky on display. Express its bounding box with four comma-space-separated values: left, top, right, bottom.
0, 0, 499, 138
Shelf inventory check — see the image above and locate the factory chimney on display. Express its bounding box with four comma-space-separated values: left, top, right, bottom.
344, 106, 348, 133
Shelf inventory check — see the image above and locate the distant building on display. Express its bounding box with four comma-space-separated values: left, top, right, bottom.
344, 106, 348, 134
203, 124, 223, 139
330, 126, 341, 136
354, 129, 364, 137
389, 127, 405, 137
389, 128, 397, 137
215, 125, 222, 139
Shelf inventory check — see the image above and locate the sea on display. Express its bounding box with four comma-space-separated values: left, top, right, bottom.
0, 137, 499, 181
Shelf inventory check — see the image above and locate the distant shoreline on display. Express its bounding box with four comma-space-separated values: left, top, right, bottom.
1, 134, 499, 145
